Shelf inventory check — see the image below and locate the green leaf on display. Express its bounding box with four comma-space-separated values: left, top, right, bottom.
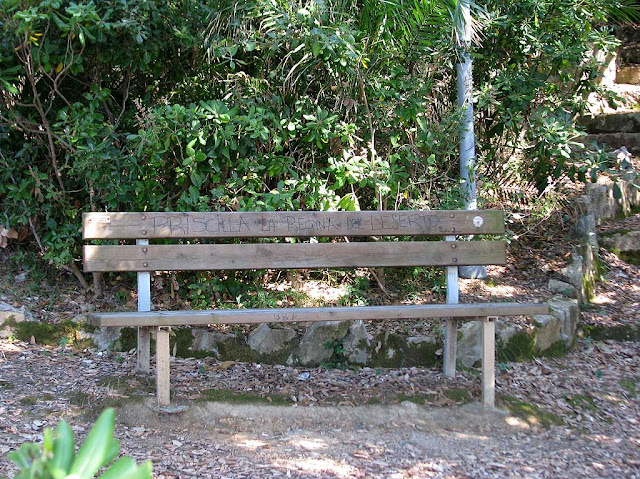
189, 185, 199, 203
68, 408, 118, 478
1, 79, 19, 94
613, 183, 623, 200
190, 171, 204, 188
50, 420, 75, 474
186, 138, 197, 157
8, 444, 40, 470
99, 457, 152, 479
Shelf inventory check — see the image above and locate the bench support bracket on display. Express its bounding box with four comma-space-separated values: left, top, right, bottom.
481, 316, 497, 408
156, 326, 171, 406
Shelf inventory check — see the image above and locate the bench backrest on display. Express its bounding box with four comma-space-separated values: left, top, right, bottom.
82, 210, 506, 273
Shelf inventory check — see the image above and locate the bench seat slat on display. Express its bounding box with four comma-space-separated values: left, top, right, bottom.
87, 303, 549, 328
83, 210, 505, 239
83, 241, 506, 272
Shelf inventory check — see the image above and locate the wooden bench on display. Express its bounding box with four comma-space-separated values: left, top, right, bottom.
83, 210, 548, 408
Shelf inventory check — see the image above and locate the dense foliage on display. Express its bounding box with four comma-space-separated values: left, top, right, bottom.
0, 0, 634, 287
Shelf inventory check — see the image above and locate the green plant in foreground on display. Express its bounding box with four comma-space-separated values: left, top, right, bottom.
4, 408, 151, 479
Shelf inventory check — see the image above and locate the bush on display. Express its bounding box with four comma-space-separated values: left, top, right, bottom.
0, 0, 634, 290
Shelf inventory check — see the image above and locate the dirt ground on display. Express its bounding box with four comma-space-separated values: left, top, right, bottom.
1, 213, 639, 478
1, 333, 638, 478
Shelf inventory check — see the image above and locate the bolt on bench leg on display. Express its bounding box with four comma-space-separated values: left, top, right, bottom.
481, 316, 497, 408
156, 326, 171, 406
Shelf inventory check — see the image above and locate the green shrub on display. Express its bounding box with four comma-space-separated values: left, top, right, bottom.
5, 408, 151, 479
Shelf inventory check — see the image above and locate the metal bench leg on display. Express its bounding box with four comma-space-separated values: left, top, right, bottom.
443, 318, 458, 378
156, 326, 171, 406
137, 327, 151, 374
443, 249, 459, 378
136, 239, 151, 373
481, 316, 497, 408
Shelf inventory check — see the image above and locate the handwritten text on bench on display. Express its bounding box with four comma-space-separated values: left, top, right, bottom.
147, 214, 443, 235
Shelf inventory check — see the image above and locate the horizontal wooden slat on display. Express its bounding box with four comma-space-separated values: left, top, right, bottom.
83, 241, 506, 272
87, 303, 550, 328
82, 210, 504, 239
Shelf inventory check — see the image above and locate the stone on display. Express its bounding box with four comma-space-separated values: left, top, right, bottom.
407, 335, 436, 347
548, 279, 577, 297
192, 329, 233, 357
456, 321, 481, 368
247, 324, 296, 355
406, 335, 438, 363
457, 320, 519, 368
616, 66, 640, 85
342, 321, 372, 365
582, 177, 640, 221
0, 303, 28, 339
292, 321, 350, 366
497, 320, 519, 343
458, 265, 487, 280
533, 315, 563, 353
600, 230, 640, 263
14, 272, 28, 283
561, 251, 584, 290
91, 327, 122, 351
72, 314, 121, 351
574, 195, 598, 248
581, 111, 640, 134
548, 299, 580, 347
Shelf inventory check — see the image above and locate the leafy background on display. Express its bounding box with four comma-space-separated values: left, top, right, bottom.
0, 0, 634, 294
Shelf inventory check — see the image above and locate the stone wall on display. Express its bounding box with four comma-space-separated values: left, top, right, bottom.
570, 168, 640, 304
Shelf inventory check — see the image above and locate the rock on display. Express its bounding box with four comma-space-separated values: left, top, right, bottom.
548, 299, 580, 347
580, 111, 640, 134
407, 335, 436, 347
14, 272, 28, 283
533, 315, 563, 353
72, 314, 121, 351
457, 320, 520, 368
600, 231, 640, 265
548, 279, 577, 297
406, 335, 438, 363
458, 265, 487, 279
582, 178, 640, 221
0, 303, 28, 339
248, 324, 296, 355
342, 321, 372, 365
497, 320, 519, 343
574, 195, 598, 249
561, 251, 584, 290
80, 302, 96, 313
0, 305, 26, 323
601, 230, 640, 251
617, 66, 640, 85
292, 321, 350, 366
91, 327, 122, 351
456, 321, 481, 368
192, 329, 234, 357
